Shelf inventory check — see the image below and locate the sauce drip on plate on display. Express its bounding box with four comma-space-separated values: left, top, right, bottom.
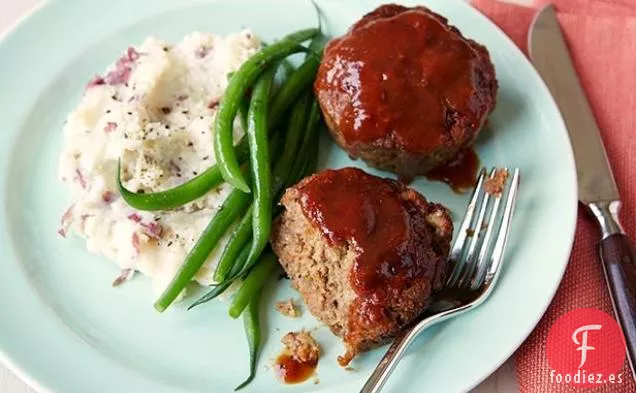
426, 148, 480, 192
274, 352, 318, 384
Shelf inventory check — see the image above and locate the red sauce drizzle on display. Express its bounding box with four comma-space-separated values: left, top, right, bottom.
314, 5, 490, 154
274, 353, 318, 384
296, 168, 438, 329
426, 148, 480, 193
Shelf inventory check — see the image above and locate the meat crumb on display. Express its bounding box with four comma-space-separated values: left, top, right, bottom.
484, 169, 509, 196
281, 331, 320, 363
275, 299, 299, 318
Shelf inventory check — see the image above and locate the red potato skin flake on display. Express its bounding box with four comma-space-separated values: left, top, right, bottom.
86, 76, 105, 89
112, 268, 134, 287
132, 232, 140, 255
141, 222, 163, 240
104, 64, 132, 85
169, 160, 181, 173
87, 47, 140, 88
208, 98, 220, 109
79, 214, 92, 231
75, 169, 87, 189
127, 213, 142, 223
128, 213, 163, 240
102, 191, 116, 203
195, 47, 210, 58
104, 122, 117, 133
58, 204, 75, 238
126, 47, 140, 62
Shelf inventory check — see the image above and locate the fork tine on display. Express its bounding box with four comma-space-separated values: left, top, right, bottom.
469, 169, 508, 290
480, 168, 520, 288
446, 168, 487, 286
455, 168, 498, 288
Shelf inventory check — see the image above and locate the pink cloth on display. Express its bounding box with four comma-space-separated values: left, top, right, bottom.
470, 0, 636, 392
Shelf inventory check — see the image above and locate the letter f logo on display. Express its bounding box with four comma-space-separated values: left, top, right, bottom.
572, 324, 602, 368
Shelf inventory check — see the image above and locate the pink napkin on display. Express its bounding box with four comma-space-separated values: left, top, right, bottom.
470, 0, 636, 392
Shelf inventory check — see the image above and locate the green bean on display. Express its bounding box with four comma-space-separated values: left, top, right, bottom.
117, 139, 249, 211
281, 59, 296, 79
188, 280, 233, 310
229, 250, 278, 318
118, 100, 252, 212
308, 30, 328, 58
214, 28, 318, 193
272, 94, 311, 196
154, 180, 253, 312
229, 240, 253, 278
226, 240, 253, 282
235, 290, 262, 390
268, 32, 326, 125
303, 137, 320, 177
270, 61, 318, 127
286, 100, 321, 186
239, 96, 250, 133
188, 242, 252, 310
118, 32, 323, 212
234, 95, 310, 278
290, 134, 320, 187
246, 68, 275, 269
259, 43, 294, 96
214, 205, 254, 282
213, 126, 283, 283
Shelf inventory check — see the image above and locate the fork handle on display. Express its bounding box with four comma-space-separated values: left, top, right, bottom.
360, 312, 447, 393
590, 201, 636, 380
359, 326, 420, 393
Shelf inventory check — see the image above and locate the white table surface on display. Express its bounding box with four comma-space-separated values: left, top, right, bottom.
0, 0, 524, 392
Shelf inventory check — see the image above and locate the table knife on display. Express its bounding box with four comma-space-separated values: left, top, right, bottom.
528, 4, 636, 378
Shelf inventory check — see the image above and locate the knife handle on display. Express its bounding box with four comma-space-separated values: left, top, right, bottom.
600, 234, 636, 373
591, 201, 636, 377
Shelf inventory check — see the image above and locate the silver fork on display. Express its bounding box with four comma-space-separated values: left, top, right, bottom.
360, 167, 520, 393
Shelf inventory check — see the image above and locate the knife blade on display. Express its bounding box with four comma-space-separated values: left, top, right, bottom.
529, 4, 636, 381
528, 4, 617, 205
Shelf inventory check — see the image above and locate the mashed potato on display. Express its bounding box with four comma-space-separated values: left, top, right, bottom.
58, 30, 260, 295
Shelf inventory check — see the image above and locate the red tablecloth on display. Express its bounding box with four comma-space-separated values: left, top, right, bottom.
471, 0, 636, 391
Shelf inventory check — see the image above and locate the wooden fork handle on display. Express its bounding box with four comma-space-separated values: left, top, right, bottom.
599, 233, 636, 378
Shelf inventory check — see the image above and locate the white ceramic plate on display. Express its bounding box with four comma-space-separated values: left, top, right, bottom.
0, 0, 577, 392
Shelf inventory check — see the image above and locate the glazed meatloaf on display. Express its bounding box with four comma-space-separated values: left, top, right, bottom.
270, 167, 453, 365
314, 4, 498, 179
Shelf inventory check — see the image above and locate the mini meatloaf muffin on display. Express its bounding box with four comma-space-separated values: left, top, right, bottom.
270, 167, 452, 365
314, 4, 498, 179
